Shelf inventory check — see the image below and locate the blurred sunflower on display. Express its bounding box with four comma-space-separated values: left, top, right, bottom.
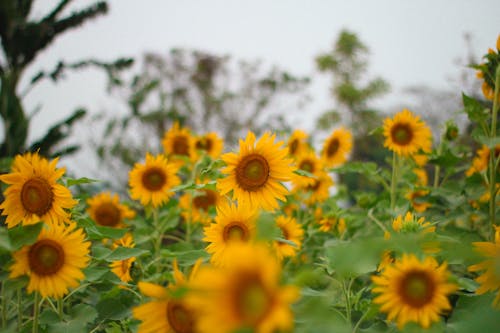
274, 215, 304, 260
291, 150, 324, 188
162, 122, 195, 162
317, 213, 346, 235
293, 170, 334, 205
217, 131, 295, 211
475, 35, 500, 101
465, 145, 500, 176
129, 153, 181, 208
0, 152, 77, 228
179, 187, 221, 225
286, 129, 309, 157
204, 200, 257, 267
383, 109, 432, 157
468, 225, 500, 307
110, 233, 136, 284
133, 259, 202, 333
372, 254, 457, 329
320, 127, 352, 167
9, 222, 90, 299
87, 192, 135, 228
194, 132, 224, 159
186, 243, 299, 333
406, 168, 430, 213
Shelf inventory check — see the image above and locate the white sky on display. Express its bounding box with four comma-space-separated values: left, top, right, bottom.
18, 0, 500, 144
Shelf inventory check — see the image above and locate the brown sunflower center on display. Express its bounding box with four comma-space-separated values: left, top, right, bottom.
235, 277, 272, 325
21, 177, 54, 216
399, 270, 435, 307
195, 138, 213, 152
192, 190, 216, 211
166, 301, 194, 333
306, 179, 321, 192
173, 136, 190, 156
28, 239, 65, 276
289, 139, 299, 155
223, 222, 249, 242
299, 160, 314, 173
391, 124, 413, 145
236, 154, 270, 191
94, 202, 121, 227
141, 167, 167, 191
326, 139, 340, 157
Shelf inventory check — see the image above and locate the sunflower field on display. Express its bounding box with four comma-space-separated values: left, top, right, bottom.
1, 27, 500, 333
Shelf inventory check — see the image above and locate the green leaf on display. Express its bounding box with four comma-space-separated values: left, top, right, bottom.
462, 93, 489, 123
294, 169, 316, 178
65, 177, 99, 187
47, 304, 97, 332
104, 247, 149, 262
83, 266, 110, 282
0, 227, 12, 251
8, 223, 43, 251
78, 218, 128, 240
447, 294, 500, 332
256, 212, 281, 241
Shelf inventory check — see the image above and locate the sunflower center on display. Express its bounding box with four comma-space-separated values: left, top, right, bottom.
141, 167, 167, 191
20, 177, 54, 216
299, 160, 314, 173
391, 124, 413, 145
399, 271, 435, 307
326, 139, 340, 157
289, 139, 299, 155
28, 239, 65, 276
166, 301, 194, 333
192, 190, 216, 211
235, 278, 271, 325
306, 179, 321, 192
223, 222, 249, 242
94, 202, 121, 227
195, 138, 213, 152
236, 154, 270, 191
173, 136, 190, 156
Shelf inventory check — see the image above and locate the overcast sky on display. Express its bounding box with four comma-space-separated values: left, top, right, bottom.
19, 0, 500, 145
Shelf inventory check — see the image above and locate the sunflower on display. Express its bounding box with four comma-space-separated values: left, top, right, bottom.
383, 109, 432, 157
179, 187, 221, 225
406, 169, 430, 212
317, 214, 346, 235
291, 150, 324, 188
203, 200, 257, 267
468, 226, 500, 307
217, 131, 295, 211
194, 132, 224, 159
0, 152, 77, 228
186, 243, 299, 333
87, 192, 135, 228
287, 129, 309, 157
274, 215, 304, 260
129, 153, 181, 208
133, 259, 202, 333
320, 127, 353, 167
465, 145, 500, 176
372, 254, 457, 329
293, 170, 334, 205
9, 222, 90, 299
110, 233, 136, 284
388, 212, 438, 254
162, 122, 195, 162
476, 35, 500, 101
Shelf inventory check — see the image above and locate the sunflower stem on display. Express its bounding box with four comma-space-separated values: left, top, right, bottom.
1, 282, 6, 329
32, 293, 40, 333
489, 64, 500, 241
343, 278, 354, 326
390, 152, 398, 210
17, 288, 22, 331
352, 309, 369, 333
57, 298, 63, 319
433, 133, 445, 188
152, 208, 162, 275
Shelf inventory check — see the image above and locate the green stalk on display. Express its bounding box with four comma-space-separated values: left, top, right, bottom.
32, 293, 40, 333
489, 65, 500, 241
390, 152, 398, 210
17, 288, 22, 331
1, 282, 6, 329
433, 135, 445, 188
57, 298, 63, 320
152, 208, 162, 274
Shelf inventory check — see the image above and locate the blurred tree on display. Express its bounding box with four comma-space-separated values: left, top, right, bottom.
316, 30, 390, 198
0, 0, 132, 160
90, 49, 310, 191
